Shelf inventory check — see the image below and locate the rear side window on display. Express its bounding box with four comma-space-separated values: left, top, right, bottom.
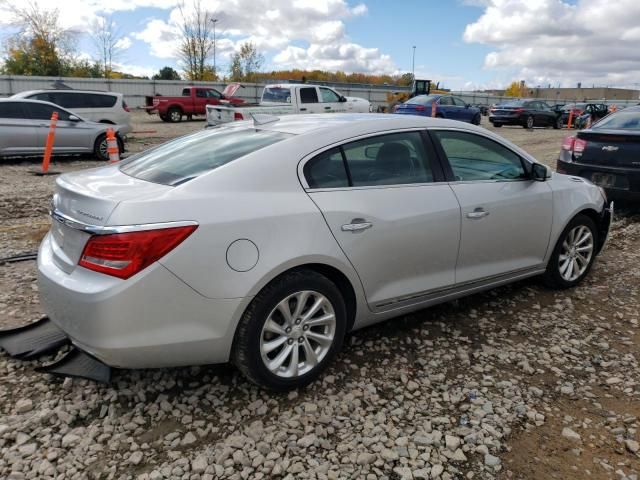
195, 89, 207, 98
300, 87, 318, 104
304, 131, 434, 188
120, 128, 292, 186
0, 102, 26, 118
433, 130, 526, 181
304, 148, 349, 188
439, 96, 453, 106
182, 88, 191, 96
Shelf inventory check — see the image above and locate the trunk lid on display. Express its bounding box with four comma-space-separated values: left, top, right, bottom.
395, 103, 428, 114
50, 166, 172, 273
576, 129, 640, 168
222, 82, 241, 98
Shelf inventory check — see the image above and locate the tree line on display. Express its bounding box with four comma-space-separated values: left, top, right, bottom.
1, 1, 413, 87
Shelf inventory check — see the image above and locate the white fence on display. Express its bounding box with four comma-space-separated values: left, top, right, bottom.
1, 75, 638, 110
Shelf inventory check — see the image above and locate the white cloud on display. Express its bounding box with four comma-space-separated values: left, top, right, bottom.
464, 0, 640, 87
115, 36, 132, 50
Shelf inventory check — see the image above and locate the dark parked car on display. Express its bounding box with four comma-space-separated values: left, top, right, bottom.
394, 94, 482, 125
558, 103, 609, 127
489, 100, 562, 129
557, 106, 640, 201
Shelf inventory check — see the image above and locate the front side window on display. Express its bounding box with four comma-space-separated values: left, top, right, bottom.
120, 127, 292, 186
206, 89, 221, 99
452, 97, 466, 107
319, 88, 340, 103
0, 102, 26, 118
23, 103, 71, 121
299, 87, 319, 104
433, 130, 527, 182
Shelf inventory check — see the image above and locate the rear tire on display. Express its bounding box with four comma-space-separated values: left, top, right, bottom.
525, 115, 534, 129
542, 214, 598, 289
232, 269, 347, 391
493, 123, 502, 128
168, 107, 182, 123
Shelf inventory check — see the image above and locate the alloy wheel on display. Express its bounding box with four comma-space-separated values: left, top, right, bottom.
526, 116, 534, 129
559, 225, 594, 282
170, 110, 181, 122
260, 290, 336, 378
99, 139, 108, 159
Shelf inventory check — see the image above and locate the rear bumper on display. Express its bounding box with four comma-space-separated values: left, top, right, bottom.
489, 115, 523, 126
556, 159, 640, 201
37, 232, 248, 369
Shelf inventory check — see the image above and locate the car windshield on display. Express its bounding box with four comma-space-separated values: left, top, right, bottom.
405, 95, 437, 105
592, 111, 640, 130
262, 87, 292, 103
120, 127, 292, 186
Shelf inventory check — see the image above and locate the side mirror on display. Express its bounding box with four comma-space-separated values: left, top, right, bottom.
339, 96, 347, 103
531, 163, 549, 181
466, 103, 471, 108
68, 115, 80, 122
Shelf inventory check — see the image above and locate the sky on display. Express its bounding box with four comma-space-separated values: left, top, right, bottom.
1, 0, 640, 91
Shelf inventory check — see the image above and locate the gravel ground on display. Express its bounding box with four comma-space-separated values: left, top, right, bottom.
1, 112, 639, 480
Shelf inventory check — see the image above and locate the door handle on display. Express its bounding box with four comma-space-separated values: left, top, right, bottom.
324, 106, 331, 110
341, 220, 373, 232
466, 208, 489, 219
300, 108, 307, 111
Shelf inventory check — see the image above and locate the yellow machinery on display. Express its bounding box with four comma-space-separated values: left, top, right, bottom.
381, 79, 449, 113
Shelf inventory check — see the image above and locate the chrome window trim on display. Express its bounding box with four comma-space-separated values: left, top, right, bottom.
50, 209, 198, 235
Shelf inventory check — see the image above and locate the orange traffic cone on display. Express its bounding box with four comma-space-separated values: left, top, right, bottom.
106, 128, 120, 163
32, 111, 60, 176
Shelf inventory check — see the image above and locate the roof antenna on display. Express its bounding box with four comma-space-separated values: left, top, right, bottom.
251, 113, 280, 126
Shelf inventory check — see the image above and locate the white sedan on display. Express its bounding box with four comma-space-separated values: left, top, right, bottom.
36, 114, 612, 389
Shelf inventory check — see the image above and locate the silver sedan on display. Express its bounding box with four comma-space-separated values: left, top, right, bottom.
38, 113, 612, 390
0, 99, 125, 161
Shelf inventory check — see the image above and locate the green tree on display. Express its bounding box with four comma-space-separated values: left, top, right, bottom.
177, 0, 217, 81
228, 42, 264, 82
505, 81, 526, 97
1, 1, 75, 76
153, 66, 181, 80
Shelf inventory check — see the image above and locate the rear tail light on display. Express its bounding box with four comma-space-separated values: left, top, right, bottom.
561, 136, 576, 151
234, 112, 244, 121
490, 107, 496, 112
122, 100, 130, 112
79, 225, 197, 279
513, 108, 524, 113
392, 105, 398, 113
415, 105, 425, 111
573, 138, 587, 153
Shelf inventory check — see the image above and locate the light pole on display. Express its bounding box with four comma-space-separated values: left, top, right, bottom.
211, 18, 218, 78
412, 46, 416, 81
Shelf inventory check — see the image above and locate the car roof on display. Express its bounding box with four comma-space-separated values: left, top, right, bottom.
12, 89, 119, 98
238, 113, 479, 136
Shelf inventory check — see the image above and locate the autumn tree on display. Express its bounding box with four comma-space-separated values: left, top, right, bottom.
90, 15, 126, 79
1, 1, 76, 76
176, 0, 217, 81
228, 42, 264, 82
504, 81, 526, 97
153, 66, 181, 80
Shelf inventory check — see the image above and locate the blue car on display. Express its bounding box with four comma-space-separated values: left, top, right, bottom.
395, 94, 482, 125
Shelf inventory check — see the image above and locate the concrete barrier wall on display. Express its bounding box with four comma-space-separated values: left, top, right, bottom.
0, 75, 637, 110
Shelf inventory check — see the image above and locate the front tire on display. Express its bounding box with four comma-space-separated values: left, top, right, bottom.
472, 113, 481, 125
232, 269, 347, 391
542, 214, 598, 289
553, 116, 562, 129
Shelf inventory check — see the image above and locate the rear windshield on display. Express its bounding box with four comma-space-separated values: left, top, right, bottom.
499, 101, 525, 107
593, 111, 640, 130
406, 95, 437, 105
262, 87, 291, 103
120, 127, 291, 186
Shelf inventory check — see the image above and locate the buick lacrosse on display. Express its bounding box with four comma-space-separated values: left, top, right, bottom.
38, 114, 612, 389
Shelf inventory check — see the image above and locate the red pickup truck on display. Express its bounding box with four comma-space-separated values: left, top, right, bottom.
144, 83, 244, 122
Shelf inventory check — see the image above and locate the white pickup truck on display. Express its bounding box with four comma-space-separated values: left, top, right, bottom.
206, 83, 371, 125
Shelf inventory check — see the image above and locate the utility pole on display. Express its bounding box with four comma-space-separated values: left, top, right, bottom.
211, 18, 219, 78
412, 46, 416, 81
